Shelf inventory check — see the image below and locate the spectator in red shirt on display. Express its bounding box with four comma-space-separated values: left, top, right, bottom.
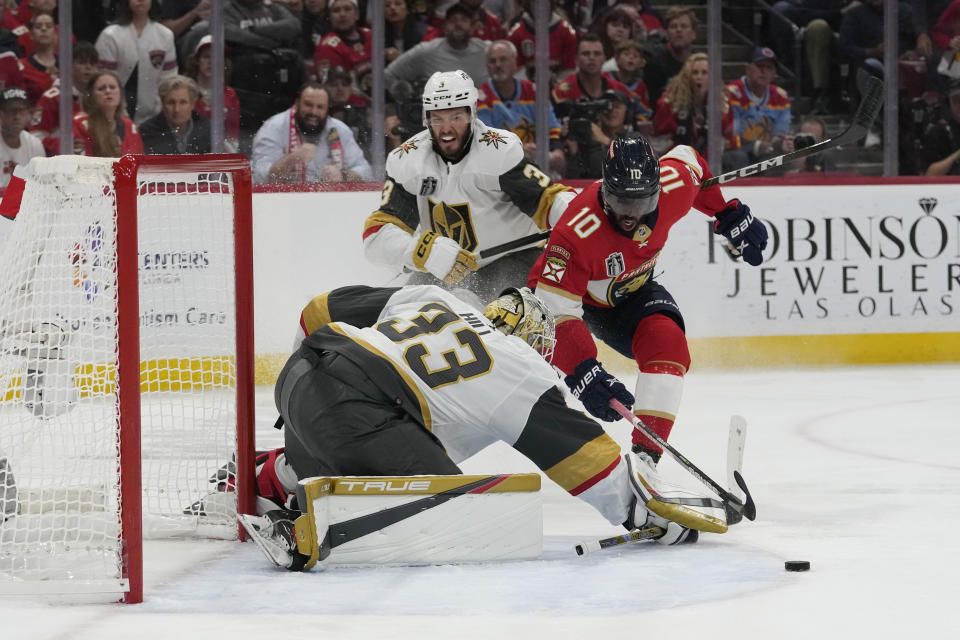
0, 50, 24, 93
18, 10, 56, 103
607, 39, 652, 125
313, 0, 371, 84
507, 1, 577, 85
29, 40, 98, 149
185, 34, 241, 152
71, 70, 144, 157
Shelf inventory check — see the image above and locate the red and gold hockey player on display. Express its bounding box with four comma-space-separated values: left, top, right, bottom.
528, 137, 767, 472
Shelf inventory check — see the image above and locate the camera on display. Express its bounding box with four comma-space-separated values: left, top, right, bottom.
793, 133, 817, 150
557, 91, 623, 144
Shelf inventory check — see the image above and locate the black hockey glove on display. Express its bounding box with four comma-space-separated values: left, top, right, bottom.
714, 200, 768, 266
565, 358, 635, 422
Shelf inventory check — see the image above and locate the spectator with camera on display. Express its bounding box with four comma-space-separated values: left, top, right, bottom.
921, 79, 960, 174
140, 74, 211, 155
643, 6, 698, 106
477, 40, 564, 177
781, 115, 837, 173
385, 3, 491, 94
506, 0, 577, 86
563, 89, 634, 179
252, 80, 371, 184
313, 0, 371, 84
723, 46, 792, 171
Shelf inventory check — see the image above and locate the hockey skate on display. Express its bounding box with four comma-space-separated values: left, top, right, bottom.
626, 450, 727, 535
239, 509, 310, 571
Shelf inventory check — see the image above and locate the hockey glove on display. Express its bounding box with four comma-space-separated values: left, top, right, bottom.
564, 358, 635, 422
714, 200, 767, 266
411, 230, 479, 285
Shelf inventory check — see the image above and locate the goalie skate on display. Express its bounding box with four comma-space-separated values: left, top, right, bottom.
239, 510, 310, 571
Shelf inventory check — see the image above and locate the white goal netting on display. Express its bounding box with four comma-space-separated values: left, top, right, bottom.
0, 156, 249, 597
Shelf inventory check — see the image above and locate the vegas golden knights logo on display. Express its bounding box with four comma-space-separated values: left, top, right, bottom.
428, 199, 478, 251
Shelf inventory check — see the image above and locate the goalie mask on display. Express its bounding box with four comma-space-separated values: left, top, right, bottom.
483, 287, 556, 362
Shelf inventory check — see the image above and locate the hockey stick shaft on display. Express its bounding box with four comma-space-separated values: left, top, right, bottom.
610, 399, 753, 520
701, 76, 884, 188
478, 229, 551, 259
574, 525, 665, 556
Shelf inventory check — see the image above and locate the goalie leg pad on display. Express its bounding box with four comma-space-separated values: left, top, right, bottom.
626, 452, 727, 534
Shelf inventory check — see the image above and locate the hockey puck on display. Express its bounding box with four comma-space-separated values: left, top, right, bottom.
785, 560, 811, 572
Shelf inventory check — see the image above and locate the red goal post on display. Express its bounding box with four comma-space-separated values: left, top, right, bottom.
0, 154, 255, 604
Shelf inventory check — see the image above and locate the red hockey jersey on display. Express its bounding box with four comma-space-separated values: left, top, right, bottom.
527, 145, 730, 372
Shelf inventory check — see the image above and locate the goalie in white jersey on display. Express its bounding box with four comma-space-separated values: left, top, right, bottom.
363, 70, 575, 304
242, 285, 730, 569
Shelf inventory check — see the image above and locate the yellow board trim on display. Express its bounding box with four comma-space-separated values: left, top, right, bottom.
595, 332, 960, 372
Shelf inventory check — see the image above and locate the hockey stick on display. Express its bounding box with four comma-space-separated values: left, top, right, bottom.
479, 229, 552, 259
483, 81, 882, 263
574, 525, 665, 556
701, 76, 884, 188
611, 399, 757, 523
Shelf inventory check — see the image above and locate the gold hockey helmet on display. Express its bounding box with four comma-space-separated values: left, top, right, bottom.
483, 287, 556, 362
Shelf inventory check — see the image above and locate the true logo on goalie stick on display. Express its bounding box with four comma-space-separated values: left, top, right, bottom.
420, 177, 437, 196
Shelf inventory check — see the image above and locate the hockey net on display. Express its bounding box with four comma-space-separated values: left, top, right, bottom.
0, 155, 254, 603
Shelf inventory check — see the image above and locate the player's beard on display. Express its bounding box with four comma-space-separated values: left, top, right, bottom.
431, 125, 472, 163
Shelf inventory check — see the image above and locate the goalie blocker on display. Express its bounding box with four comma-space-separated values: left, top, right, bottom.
241, 473, 543, 570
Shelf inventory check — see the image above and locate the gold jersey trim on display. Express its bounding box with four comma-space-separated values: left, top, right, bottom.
364, 210, 415, 236
531, 183, 572, 230
537, 281, 583, 302
300, 292, 333, 335
544, 433, 621, 492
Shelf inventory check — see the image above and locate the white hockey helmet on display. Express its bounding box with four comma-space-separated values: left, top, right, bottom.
484, 287, 556, 363
421, 70, 479, 126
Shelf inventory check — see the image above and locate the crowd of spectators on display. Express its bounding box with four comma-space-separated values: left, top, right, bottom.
1, 0, 960, 186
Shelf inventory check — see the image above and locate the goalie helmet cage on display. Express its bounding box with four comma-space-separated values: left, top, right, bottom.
0, 154, 255, 604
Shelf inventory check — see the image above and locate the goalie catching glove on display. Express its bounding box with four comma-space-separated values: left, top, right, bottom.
564, 358, 634, 422
411, 230, 479, 285
713, 199, 767, 266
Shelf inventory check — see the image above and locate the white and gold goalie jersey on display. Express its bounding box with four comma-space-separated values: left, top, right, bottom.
295, 284, 633, 527
363, 120, 573, 269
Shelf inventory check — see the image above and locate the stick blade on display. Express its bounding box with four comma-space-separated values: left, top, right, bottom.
854, 76, 884, 130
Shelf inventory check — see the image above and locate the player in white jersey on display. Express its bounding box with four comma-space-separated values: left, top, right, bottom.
239, 285, 730, 569
363, 70, 575, 304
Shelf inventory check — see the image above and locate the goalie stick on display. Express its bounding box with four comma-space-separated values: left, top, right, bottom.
611, 399, 756, 524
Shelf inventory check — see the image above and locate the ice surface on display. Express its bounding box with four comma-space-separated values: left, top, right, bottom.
2, 364, 957, 639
